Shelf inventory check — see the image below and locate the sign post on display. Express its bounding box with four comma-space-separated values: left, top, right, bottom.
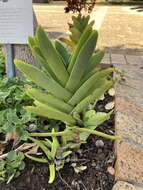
0, 0, 34, 77
5, 44, 15, 78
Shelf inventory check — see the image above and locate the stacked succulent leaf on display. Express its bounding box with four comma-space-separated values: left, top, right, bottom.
60, 14, 95, 48
14, 23, 117, 183
15, 26, 113, 129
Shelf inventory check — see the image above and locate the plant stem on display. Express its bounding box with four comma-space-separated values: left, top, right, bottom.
25, 154, 48, 163
30, 131, 69, 137
30, 127, 120, 140
76, 127, 120, 140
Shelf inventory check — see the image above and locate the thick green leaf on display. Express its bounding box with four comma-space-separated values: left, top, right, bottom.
31, 46, 58, 81
89, 20, 95, 27
67, 26, 92, 73
59, 37, 75, 48
14, 60, 72, 101
69, 79, 106, 106
69, 34, 78, 44
36, 26, 69, 86
69, 28, 81, 43
85, 50, 105, 74
72, 16, 83, 32
85, 68, 114, 95
84, 110, 113, 127
79, 67, 101, 87
55, 40, 70, 67
33, 47, 56, 73
66, 31, 98, 92
26, 102, 76, 125
27, 88, 73, 113
28, 36, 37, 48
83, 15, 90, 27
72, 80, 113, 113
68, 68, 113, 106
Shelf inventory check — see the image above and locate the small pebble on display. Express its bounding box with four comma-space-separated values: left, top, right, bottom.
91, 161, 96, 167
105, 101, 115, 110
107, 166, 115, 175
71, 163, 76, 167
108, 88, 115, 96
28, 124, 37, 131
95, 140, 104, 148
74, 166, 87, 174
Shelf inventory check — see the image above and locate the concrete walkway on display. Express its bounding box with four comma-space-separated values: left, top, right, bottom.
33, 4, 143, 51
90, 6, 108, 31
98, 5, 143, 51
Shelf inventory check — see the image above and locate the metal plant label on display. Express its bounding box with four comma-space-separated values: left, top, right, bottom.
0, 0, 33, 44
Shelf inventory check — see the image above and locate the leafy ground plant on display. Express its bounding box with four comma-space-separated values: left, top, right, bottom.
0, 77, 37, 141
0, 151, 25, 184
0, 77, 46, 183
14, 23, 119, 184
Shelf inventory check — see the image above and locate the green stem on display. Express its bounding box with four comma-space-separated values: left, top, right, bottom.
76, 127, 120, 140
25, 154, 48, 163
30, 131, 69, 137
30, 127, 120, 140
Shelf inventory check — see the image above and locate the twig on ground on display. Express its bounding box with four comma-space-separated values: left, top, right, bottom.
58, 170, 73, 190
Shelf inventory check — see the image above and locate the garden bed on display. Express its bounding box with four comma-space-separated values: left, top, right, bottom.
0, 11, 118, 189
0, 94, 115, 190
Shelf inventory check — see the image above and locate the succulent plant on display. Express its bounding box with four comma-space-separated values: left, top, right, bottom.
14, 26, 118, 183
60, 14, 95, 49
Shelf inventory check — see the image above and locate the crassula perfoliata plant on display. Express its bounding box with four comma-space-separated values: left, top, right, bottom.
13, 23, 119, 184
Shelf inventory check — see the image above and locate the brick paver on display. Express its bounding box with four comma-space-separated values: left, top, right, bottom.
115, 141, 143, 184
111, 54, 126, 64
126, 55, 143, 65
113, 181, 143, 190
115, 100, 143, 144
114, 64, 143, 105
112, 51, 143, 189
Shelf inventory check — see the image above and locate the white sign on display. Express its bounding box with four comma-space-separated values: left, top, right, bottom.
0, 0, 34, 44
